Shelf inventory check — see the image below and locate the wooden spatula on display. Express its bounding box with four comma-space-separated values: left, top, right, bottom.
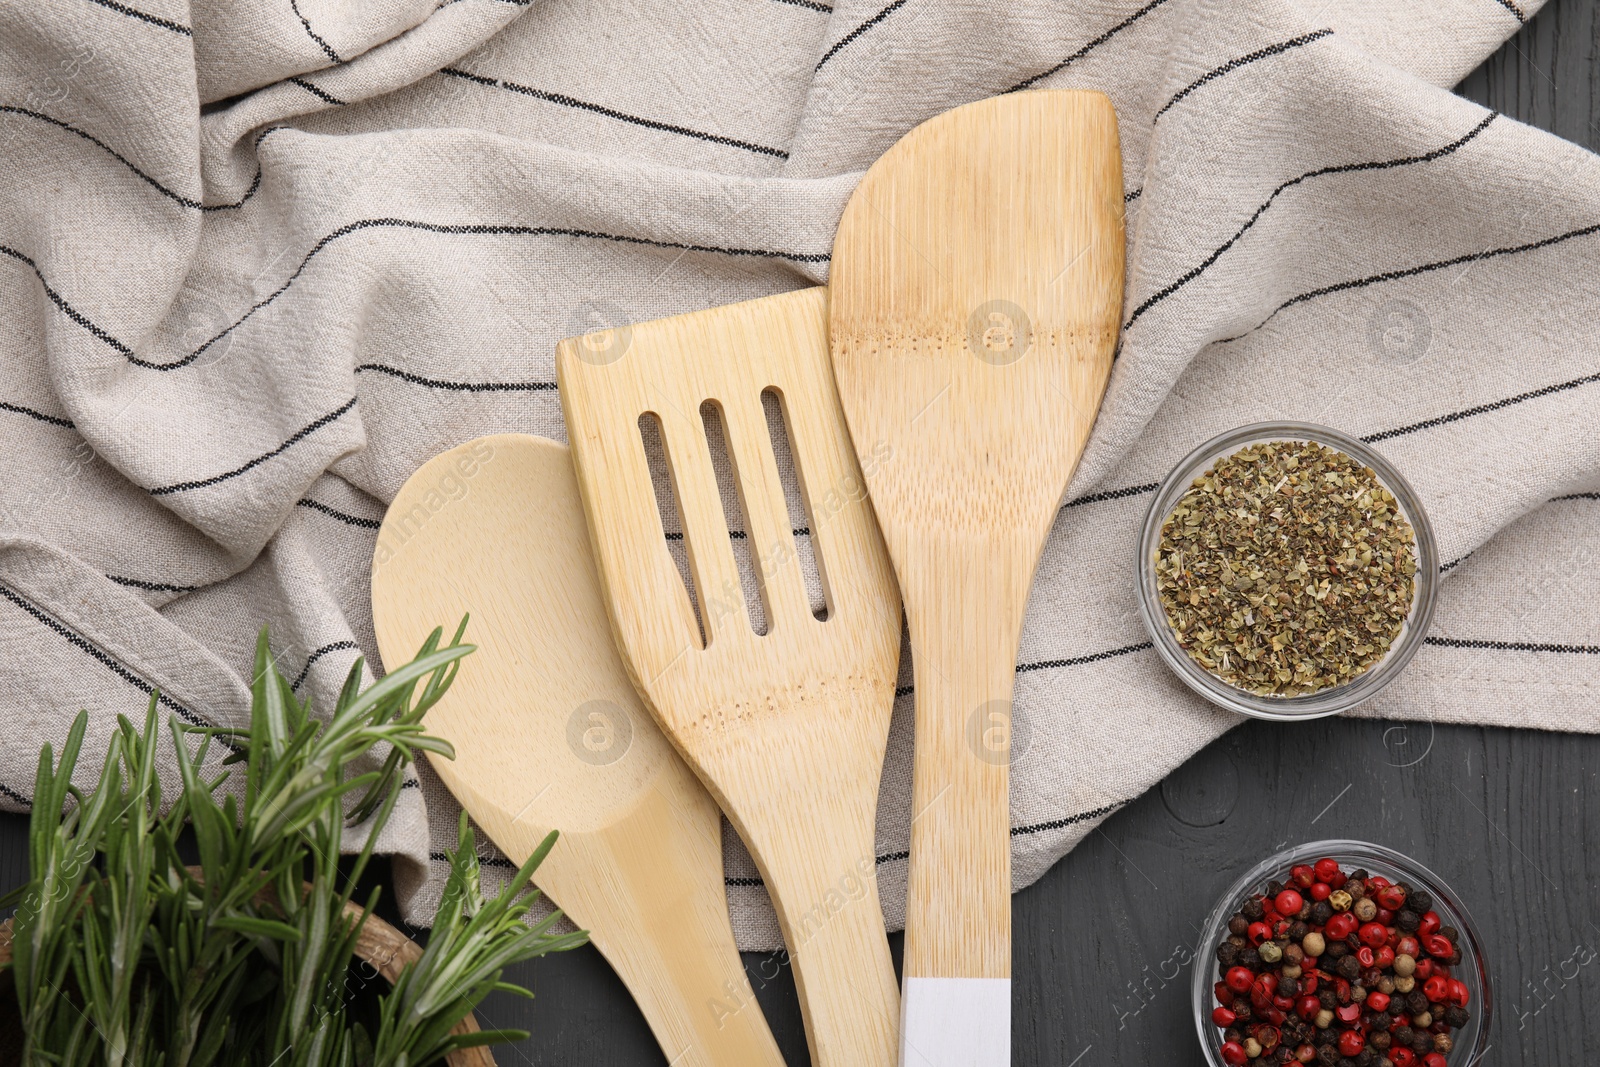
370, 434, 785, 1067
829, 90, 1125, 1065
557, 286, 903, 1066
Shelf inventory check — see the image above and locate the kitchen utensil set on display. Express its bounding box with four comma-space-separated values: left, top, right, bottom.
373, 89, 1123, 1066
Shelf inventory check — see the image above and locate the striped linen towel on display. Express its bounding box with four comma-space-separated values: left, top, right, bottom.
1, 0, 1595, 949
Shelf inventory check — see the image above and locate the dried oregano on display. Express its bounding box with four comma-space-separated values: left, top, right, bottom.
1155, 440, 1417, 696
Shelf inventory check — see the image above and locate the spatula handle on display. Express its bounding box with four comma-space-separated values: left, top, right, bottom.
744, 797, 900, 1067
899, 558, 1023, 1066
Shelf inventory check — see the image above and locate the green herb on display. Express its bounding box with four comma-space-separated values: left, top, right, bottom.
1, 622, 587, 1066
1155, 440, 1417, 696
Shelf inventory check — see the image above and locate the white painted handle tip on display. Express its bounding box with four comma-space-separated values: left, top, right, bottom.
899, 977, 1010, 1067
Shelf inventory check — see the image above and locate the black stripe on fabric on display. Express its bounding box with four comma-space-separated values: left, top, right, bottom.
0, 780, 31, 807
1, 400, 75, 429
1492, 0, 1527, 23
1012, 798, 1131, 837
1128, 113, 1497, 329
355, 363, 557, 392
107, 574, 199, 593
1439, 553, 1471, 574
83, 0, 192, 35
1361, 369, 1600, 445
147, 397, 358, 495
288, 76, 345, 106
288, 0, 343, 64
1216, 217, 1600, 345
400, 777, 421, 789
773, 0, 831, 10
439, 68, 787, 159
135, 220, 827, 371
1425, 636, 1599, 655
290, 640, 360, 691
297, 497, 381, 529
815, 0, 906, 72
0, 244, 135, 355
1125, 187, 1143, 203
0, 583, 213, 731
0, 105, 204, 210
202, 125, 286, 212
1154, 29, 1333, 122
1062, 481, 1160, 509
430, 850, 519, 870
1016, 641, 1152, 673
1552, 492, 1600, 501
1008, 0, 1171, 92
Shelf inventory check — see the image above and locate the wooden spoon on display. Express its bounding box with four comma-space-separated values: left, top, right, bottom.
557, 286, 903, 1066
828, 90, 1125, 1065
370, 434, 784, 1067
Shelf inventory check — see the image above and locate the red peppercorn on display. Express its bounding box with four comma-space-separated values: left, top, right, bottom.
1325, 913, 1359, 940
1360, 922, 1389, 947
1335, 1002, 1361, 1023
1338, 1030, 1366, 1056
1375, 946, 1396, 968
1220, 1040, 1247, 1065
1448, 978, 1470, 1006
1226, 967, 1254, 993
1367, 991, 1391, 1012
1390, 1050, 1416, 1067
1309, 882, 1331, 901
1248, 921, 1272, 945
1414, 959, 1433, 980
1295, 1044, 1315, 1064
1213, 1007, 1237, 1027
1396, 936, 1420, 958
1423, 933, 1454, 958
1313, 858, 1341, 882
1423, 975, 1450, 1003
1296, 995, 1319, 1019
1274, 889, 1304, 917
1376, 884, 1407, 910
1419, 911, 1441, 937
1273, 994, 1295, 1011
1291, 864, 1316, 888
1424, 1055, 1447, 1067
1368, 875, 1391, 891
1376, 907, 1395, 925
1356, 946, 1375, 968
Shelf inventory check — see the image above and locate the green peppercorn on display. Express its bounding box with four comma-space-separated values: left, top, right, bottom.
1259, 941, 1284, 964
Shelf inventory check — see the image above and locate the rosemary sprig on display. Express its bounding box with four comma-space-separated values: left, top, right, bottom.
1, 622, 585, 1066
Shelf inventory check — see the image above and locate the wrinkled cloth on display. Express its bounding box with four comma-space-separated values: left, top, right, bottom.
2, 0, 1597, 950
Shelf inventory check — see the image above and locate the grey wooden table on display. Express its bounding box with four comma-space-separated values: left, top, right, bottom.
3, 3, 1597, 1063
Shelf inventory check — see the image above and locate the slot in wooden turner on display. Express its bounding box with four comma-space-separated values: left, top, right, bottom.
829, 90, 1125, 1065
558, 287, 902, 1067
370, 434, 784, 1067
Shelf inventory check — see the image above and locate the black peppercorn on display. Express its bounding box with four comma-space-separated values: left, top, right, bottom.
1225, 1027, 1244, 1045
1311, 901, 1334, 926
1356, 1049, 1375, 1067
1337, 955, 1361, 980
1396, 910, 1420, 932
1277, 1048, 1296, 1066
1411, 1032, 1431, 1054
1278, 975, 1299, 996
1337, 1057, 1355, 1067
1370, 1030, 1391, 1050
1319, 989, 1338, 1010
1266, 880, 1286, 897
1408, 890, 1432, 912
1326, 941, 1350, 961
1289, 920, 1310, 942
1406, 991, 1428, 1015
1444, 1006, 1469, 1028
1233, 1001, 1254, 1023
1439, 925, 1459, 943
1218, 943, 1239, 966
1243, 897, 1265, 921
1344, 878, 1367, 900
1317, 1046, 1338, 1067
1371, 1012, 1392, 1032
1230, 915, 1250, 936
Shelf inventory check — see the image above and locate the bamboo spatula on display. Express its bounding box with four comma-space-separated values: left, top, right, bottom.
557, 286, 902, 1067
370, 434, 784, 1067
829, 90, 1125, 1064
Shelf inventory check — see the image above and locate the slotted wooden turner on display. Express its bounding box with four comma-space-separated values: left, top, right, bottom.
558, 286, 902, 1066
829, 90, 1125, 1065
370, 434, 784, 1067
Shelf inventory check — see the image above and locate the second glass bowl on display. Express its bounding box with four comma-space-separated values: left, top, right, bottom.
1191, 840, 1491, 1067
1136, 421, 1438, 720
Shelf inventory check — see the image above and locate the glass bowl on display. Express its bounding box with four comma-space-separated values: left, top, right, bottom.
1136, 421, 1438, 720
1191, 840, 1491, 1067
